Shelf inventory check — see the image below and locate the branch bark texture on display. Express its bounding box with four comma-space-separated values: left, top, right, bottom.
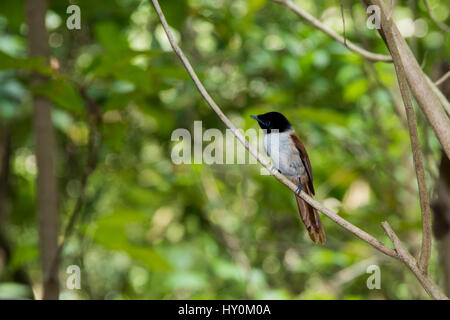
377, 10, 432, 274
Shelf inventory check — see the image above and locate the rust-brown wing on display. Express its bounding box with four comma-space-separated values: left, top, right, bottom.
290, 132, 315, 195
289, 133, 325, 244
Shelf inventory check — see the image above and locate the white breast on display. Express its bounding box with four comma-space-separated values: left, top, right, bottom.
264, 131, 305, 178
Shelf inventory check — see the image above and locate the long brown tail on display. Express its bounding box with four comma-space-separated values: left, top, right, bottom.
295, 185, 326, 244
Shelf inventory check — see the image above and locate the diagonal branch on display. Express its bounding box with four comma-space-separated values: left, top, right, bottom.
382, 222, 448, 300
150, 0, 396, 259
150, 0, 449, 300
436, 71, 450, 87
270, 0, 392, 62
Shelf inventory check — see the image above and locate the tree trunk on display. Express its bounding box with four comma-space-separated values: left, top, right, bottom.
0, 126, 11, 228
433, 154, 450, 295
432, 63, 450, 296
25, 0, 59, 300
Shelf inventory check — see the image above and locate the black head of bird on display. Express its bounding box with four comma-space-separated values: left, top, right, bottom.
250, 112, 292, 133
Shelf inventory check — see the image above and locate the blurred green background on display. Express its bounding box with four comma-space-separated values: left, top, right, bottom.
0, 0, 449, 300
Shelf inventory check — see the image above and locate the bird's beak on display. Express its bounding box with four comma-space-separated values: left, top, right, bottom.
250, 115, 264, 126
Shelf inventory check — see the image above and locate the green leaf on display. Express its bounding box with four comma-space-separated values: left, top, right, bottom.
104, 92, 133, 111
96, 210, 149, 227
33, 79, 85, 115
0, 51, 52, 75
93, 227, 171, 271
0, 0, 24, 32
92, 59, 153, 94
95, 22, 129, 53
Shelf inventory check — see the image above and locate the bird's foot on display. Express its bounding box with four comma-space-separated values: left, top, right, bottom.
295, 183, 302, 196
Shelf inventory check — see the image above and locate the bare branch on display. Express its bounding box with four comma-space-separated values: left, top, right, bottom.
270, 0, 392, 62
420, 50, 428, 69
382, 222, 448, 300
150, 0, 397, 259
150, 0, 449, 300
380, 13, 432, 274
436, 71, 450, 86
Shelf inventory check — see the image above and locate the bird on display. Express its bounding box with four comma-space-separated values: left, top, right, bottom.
251, 111, 326, 244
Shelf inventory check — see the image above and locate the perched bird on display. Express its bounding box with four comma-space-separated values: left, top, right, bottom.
251, 112, 326, 244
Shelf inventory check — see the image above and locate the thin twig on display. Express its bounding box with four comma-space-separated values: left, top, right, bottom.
270, 0, 392, 62
436, 71, 450, 86
420, 50, 428, 69
339, 0, 347, 48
